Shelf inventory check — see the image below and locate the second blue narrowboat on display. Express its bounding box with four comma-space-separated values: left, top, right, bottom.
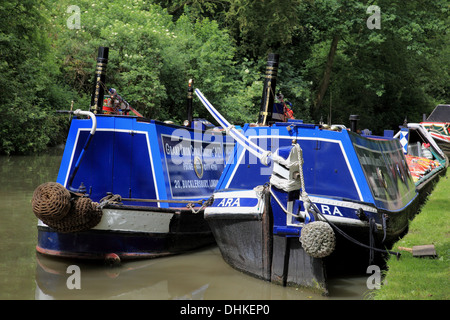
197, 54, 448, 294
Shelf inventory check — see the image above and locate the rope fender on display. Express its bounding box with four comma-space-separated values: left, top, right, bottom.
300, 221, 336, 258
32, 182, 71, 222
32, 182, 102, 233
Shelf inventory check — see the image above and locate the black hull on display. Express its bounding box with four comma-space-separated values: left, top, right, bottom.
415, 164, 447, 211
206, 203, 328, 294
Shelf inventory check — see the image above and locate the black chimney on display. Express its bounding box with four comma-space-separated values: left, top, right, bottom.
349, 114, 359, 133
90, 46, 109, 114
258, 53, 279, 125
187, 79, 193, 125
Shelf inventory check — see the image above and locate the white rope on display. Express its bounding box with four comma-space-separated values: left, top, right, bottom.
269, 174, 301, 192
195, 89, 284, 166
269, 185, 302, 218
194, 89, 319, 223
269, 143, 303, 192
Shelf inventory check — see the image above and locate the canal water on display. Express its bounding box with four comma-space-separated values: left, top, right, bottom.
0, 149, 374, 300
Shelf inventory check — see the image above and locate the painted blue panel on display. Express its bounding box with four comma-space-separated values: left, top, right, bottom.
304, 139, 358, 199
58, 116, 157, 203
56, 117, 95, 186
69, 130, 114, 201
130, 131, 157, 203
112, 129, 133, 198
57, 116, 233, 208
223, 125, 363, 201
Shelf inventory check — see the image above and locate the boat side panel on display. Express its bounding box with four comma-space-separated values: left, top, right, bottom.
222, 126, 368, 202
112, 118, 133, 199
57, 117, 158, 203
56, 119, 83, 185
37, 227, 214, 260
37, 206, 214, 259
155, 123, 232, 201
67, 130, 115, 201
57, 117, 115, 193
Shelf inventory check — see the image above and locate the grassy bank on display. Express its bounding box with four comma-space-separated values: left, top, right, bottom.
372, 171, 449, 300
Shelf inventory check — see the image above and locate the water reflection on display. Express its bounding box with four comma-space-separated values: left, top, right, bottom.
34, 247, 328, 300
0, 149, 372, 300
34, 245, 372, 300
0, 149, 64, 300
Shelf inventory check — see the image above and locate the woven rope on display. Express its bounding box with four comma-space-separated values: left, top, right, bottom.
48, 197, 102, 233
32, 182, 102, 233
32, 182, 71, 221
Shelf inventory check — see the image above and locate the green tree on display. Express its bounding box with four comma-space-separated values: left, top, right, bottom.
0, 0, 71, 155
1, 0, 448, 154
295, 0, 449, 132
49, 0, 241, 123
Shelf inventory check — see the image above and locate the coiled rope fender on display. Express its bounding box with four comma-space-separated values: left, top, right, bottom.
32, 182, 102, 233
49, 197, 102, 233
300, 221, 336, 258
32, 182, 71, 221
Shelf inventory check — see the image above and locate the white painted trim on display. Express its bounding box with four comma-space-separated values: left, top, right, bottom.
94, 208, 173, 233
308, 196, 377, 213
38, 208, 174, 233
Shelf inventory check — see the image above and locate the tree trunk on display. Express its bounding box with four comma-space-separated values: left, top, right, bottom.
314, 35, 340, 112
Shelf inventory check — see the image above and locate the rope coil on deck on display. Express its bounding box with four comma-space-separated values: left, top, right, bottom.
32, 182, 102, 233
52, 197, 102, 233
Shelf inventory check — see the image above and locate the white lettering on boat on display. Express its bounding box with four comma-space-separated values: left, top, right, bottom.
217, 198, 241, 207
320, 204, 343, 216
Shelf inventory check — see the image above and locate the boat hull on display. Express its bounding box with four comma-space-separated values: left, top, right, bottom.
204, 184, 426, 294
205, 188, 329, 293
36, 205, 214, 260
207, 217, 328, 293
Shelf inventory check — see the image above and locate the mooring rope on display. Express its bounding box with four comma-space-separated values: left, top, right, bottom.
98, 192, 210, 214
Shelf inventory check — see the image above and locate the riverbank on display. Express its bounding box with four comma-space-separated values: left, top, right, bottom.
371, 171, 449, 300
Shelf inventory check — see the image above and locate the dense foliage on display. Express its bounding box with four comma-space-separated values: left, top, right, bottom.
1, 0, 448, 155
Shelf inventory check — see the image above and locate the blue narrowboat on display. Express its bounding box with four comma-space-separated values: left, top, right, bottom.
32, 47, 233, 261
196, 54, 448, 293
